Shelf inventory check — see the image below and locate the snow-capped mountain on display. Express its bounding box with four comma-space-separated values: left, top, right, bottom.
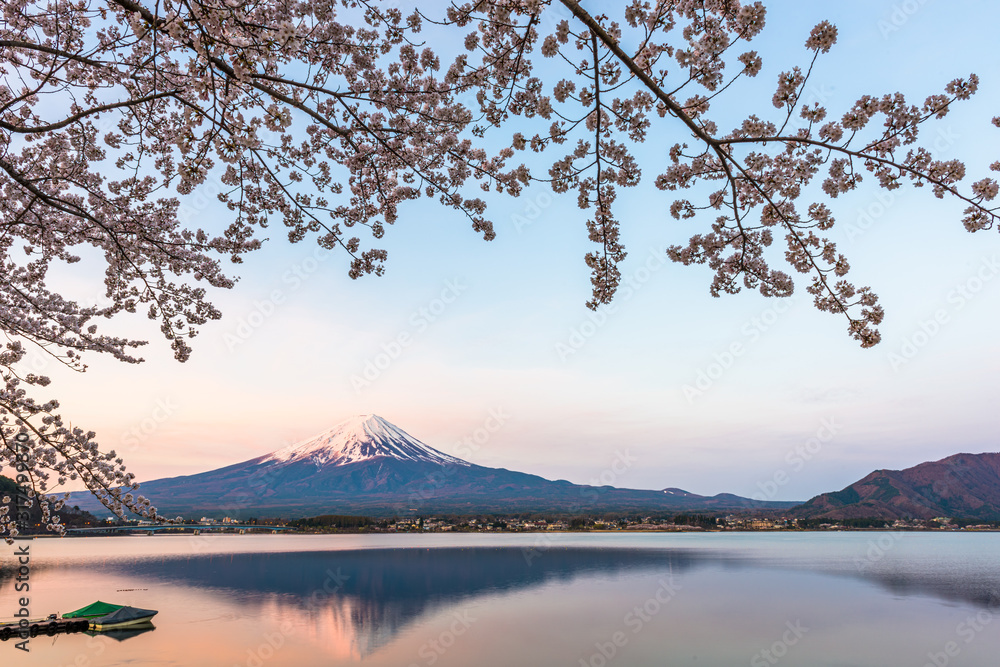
256, 414, 470, 467
69, 414, 797, 518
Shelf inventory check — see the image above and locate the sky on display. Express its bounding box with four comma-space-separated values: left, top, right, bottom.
18, 0, 1000, 503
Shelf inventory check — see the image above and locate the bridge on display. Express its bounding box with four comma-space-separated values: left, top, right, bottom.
65, 524, 296, 535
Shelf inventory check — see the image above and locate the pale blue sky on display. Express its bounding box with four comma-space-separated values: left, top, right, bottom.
31, 1, 1000, 502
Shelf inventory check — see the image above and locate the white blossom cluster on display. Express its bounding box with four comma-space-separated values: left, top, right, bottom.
443, 0, 997, 344
2, 0, 998, 529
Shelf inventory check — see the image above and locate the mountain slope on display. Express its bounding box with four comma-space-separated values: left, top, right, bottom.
69, 414, 793, 518
793, 452, 1000, 520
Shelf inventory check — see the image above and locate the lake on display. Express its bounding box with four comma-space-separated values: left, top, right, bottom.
2, 532, 999, 666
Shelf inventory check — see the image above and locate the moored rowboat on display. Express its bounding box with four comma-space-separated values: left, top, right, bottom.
88, 606, 157, 631
63, 601, 158, 632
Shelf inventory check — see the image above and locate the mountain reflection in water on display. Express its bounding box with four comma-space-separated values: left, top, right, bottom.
80, 543, 1000, 659
99, 547, 700, 657
5, 535, 1000, 666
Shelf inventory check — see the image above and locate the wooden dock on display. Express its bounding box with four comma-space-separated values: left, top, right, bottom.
0, 618, 91, 640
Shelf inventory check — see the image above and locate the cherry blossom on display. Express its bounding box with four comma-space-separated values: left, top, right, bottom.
2, 0, 998, 537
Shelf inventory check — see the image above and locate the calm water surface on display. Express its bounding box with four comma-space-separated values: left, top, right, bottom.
2, 532, 998, 666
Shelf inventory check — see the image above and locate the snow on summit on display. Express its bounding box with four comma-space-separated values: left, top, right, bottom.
258, 414, 470, 467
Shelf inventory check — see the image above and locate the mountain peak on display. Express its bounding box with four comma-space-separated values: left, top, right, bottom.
258, 414, 470, 467
794, 451, 1000, 520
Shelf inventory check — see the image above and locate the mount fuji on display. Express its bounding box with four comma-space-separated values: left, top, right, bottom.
71, 414, 794, 518
255, 414, 469, 468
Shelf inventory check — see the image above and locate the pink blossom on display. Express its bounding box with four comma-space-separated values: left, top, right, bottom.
2, 0, 998, 532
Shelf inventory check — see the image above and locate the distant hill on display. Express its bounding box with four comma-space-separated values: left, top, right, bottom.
793, 452, 1000, 520
68, 414, 794, 519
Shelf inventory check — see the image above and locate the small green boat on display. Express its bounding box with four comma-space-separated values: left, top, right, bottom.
63, 601, 157, 631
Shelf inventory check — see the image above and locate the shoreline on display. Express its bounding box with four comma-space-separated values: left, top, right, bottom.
16, 526, 1000, 538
